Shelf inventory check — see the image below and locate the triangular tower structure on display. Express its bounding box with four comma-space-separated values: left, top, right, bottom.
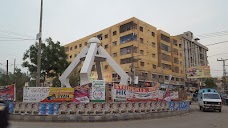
59, 37, 129, 87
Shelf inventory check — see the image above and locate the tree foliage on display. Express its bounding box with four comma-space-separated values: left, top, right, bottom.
0, 68, 29, 101
22, 37, 69, 81
204, 78, 216, 88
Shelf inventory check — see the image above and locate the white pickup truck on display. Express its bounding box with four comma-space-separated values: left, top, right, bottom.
198, 91, 222, 112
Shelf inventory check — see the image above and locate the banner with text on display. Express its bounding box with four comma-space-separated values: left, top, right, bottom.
91, 80, 106, 102
23, 87, 74, 102
0, 84, 15, 101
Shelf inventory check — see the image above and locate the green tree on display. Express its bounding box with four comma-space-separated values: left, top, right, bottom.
0, 68, 29, 101
22, 37, 69, 84
204, 78, 216, 88
69, 72, 80, 88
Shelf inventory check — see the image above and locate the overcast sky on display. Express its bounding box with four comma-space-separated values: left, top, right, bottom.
0, 0, 228, 77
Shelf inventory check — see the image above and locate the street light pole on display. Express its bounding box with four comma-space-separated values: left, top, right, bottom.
36, 0, 43, 87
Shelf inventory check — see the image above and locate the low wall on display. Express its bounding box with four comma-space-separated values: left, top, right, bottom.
9, 101, 190, 122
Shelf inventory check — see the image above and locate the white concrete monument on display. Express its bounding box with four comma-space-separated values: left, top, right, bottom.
59, 37, 129, 87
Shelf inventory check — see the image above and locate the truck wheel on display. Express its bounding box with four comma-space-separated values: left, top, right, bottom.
219, 109, 221, 112
199, 106, 202, 110
203, 108, 206, 112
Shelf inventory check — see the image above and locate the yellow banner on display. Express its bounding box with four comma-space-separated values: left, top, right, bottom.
42, 87, 74, 102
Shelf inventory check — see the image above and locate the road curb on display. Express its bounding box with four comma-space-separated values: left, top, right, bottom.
9, 110, 190, 122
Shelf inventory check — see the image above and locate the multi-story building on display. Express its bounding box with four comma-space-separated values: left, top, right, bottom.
176, 31, 209, 91
64, 17, 184, 87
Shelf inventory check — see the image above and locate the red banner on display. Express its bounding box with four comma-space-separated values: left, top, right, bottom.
0, 84, 15, 101
73, 83, 91, 103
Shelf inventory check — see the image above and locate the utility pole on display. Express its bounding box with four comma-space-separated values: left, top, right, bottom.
13, 59, 16, 74
217, 58, 228, 93
36, 0, 43, 87
6, 60, 8, 84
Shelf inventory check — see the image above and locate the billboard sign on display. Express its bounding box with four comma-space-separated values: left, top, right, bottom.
0, 84, 15, 101
187, 66, 211, 78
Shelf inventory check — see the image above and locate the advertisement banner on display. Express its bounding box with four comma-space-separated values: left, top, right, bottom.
126, 86, 157, 102
73, 83, 91, 103
23, 87, 50, 102
170, 91, 179, 100
112, 84, 126, 102
91, 80, 106, 102
0, 84, 15, 101
23, 87, 74, 102
41, 87, 74, 102
187, 66, 211, 78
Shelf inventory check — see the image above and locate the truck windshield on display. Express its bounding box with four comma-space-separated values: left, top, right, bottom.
203, 94, 220, 99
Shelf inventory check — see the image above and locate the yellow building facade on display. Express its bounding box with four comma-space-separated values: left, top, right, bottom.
64, 17, 184, 86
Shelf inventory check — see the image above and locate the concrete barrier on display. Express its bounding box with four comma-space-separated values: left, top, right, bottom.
9, 101, 190, 122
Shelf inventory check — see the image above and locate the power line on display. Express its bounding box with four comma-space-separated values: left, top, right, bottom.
0, 39, 35, 41
208, 52, 228, 57
196, 30, 228, 37
205, 41, 228, 46
0, 36, 35, 40
0, 29, 34, 39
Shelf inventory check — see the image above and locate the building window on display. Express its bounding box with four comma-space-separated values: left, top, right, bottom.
65, 46, 69, 52
97, 34, 102, 40
140, 38, 144, 43
70, 55, 72, 59
119, 21, 137, 33
112, 41, 117, 46
140, 61, 144, 67
174, 67, 179, 73
152, 53, 156, 58
140, 26, 143, 32
162, 63, 171, 70
173, 39, 178, 46
120, 46, 135, 55
151, 32, 155, 37
120, 33, 137, 44
179, 44, 182, 48
161, 53, 171, 61
120, 57, 132, 64
84, 42, 87, 46
173, 48, 178, 55
180, 61, 182, 65
140, 50, 144, 55
70, 47, 72, 51
105, 34, 108, 38
113, 31, 117, 36
79, 44, 82, 47
153, 64, 156, 69
174, 57, 179, 64
74, 45, 77, 49
152, 42, 155, 48
113, 52, 117, 57
176, 78, 179, 81
161, 34, 170, 42
105, 65, 108, 69
180, 53, 182, 57
105, 44, 109, 49
152, 74, 157, 79
161, 43, 171, 52
165, 76, 169, 80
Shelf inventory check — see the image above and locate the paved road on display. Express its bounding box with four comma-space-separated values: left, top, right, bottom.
10, 103, 228, 128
